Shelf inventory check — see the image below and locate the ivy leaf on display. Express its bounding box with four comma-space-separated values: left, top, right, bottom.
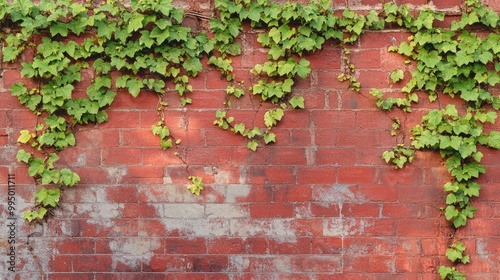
60, 168, 80, 187
50, 22, 69, 37
232, 123, 246, 135
127, 13, 144, 33
261, 132, 274, 144
289, 96, 305, 109
455, 50, 474, 66
126, 78, 143, 97
382, 150, 394, 163
487, 131, 500, 149
93, 58, 111, 74
282, 78, 294, 93
18, 130, 32, 144
477, 51, 493, 64
2, 46, 21, 62
445, 205, 459, 220
445, 247, 463, 262
296, 59, 311, 79
419, 49, 441, 68
28, 158, 45, 177
247, 140, 259, 151
41, 169, 60, 185
247, 4, 263, 22
160, 138, 173, 150
16, 149, 32, 163
183, 58, 203, 75
390, 69, 404, 83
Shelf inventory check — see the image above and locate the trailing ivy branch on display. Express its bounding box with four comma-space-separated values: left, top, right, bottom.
2, 0, 500, 278
374, 1, 500, 278
2, 0, 213, 221
209, 0, 383, 151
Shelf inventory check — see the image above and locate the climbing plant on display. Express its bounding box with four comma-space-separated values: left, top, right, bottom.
1, 0, 500, 278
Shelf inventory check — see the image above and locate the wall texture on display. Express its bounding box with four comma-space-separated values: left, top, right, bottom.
1, 0, 500, 279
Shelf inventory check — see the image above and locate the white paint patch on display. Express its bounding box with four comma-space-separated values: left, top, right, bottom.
205, 204, 248, 218
105, 166, 127, 184
314, 183, 365, 205
229, 219, 274, 237
323, 218, 344, 237
108, 238, 161, 271
214, 169, 232, 184
271, 219, 298, 242
160, 218, 230, 237
225, 184, 251, 203
476, 238, 496, 267
163, 204, 205, 218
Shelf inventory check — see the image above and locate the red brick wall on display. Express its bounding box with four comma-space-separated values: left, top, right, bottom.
1, 1, 500, 279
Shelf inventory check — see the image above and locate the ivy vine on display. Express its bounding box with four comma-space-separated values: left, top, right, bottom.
1, 0, 500, 278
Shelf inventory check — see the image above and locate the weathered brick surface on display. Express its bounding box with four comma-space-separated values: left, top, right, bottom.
1, 1, 500, 279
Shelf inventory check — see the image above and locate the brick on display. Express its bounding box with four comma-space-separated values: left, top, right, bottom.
268, 147, 307, 165
245, 166, 295, 185
165, 237, 207, 254
316, 70, 347, 89
242, 256, 293, 272
342, 203, 380, 217
344, 255, 395, 273
311, 237, 342, 254
273, 185, 312, 202
292, 255, 342, 272
58, 147, 100, 167
311, 110, 356, 129
184, 147, 232, 165
363, 218, 397, 236
338, 166, 377, 184
56, 239, 95, 254
382, 203, 427, 218
101, 147, 142, 165
350, 49, 381, 69
397, 219, 440, 237
2, 69, 38, 88
276, 218, 324, 236
204, 128, 244, 146
335, 129, 377, 147
243, 240, 275, 257
297, 166, 337, 184
185, 255, 229, 272
396, 185, 442, 204
207, 238, 245, 254
72, 255, 113, 272
379, 166, 423, 186
49, 273, 94, 280
143, 148, 185, 165
229, 219, 273, 237
190, 90, 228, 109
111, 89, 159, 110
268, 237, 312, 254
122, 203, 158, 218
431, 0, 462, 9
226, 184, 273, 203
250, 203, 294, 218
121, 166, 165, 184
344, 237, 395, 256
49, 255, 72, 272
315, 147, 358, 165
310, 203, 341, 217
99, 110, 141, 128
308, 48, 342, 69
75, 129, 120, 147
